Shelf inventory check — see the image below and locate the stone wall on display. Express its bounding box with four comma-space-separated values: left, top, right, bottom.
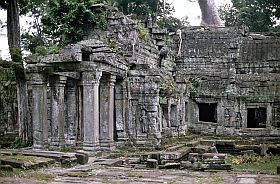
0, 67, 17, 135
175, 27, 280, 136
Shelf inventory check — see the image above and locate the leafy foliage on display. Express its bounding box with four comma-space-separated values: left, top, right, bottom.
116, 0, 188, 31
116, 0, 159, 17
219, 0, 280, 32
42, 0, 108, 46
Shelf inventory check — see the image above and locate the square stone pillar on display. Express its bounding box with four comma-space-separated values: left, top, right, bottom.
65, 80, 78, 146
100, 75, 116, 150
31, 73, 48, 149
82, 71, 102, 151
50, 76, 67, 149
115, 81, 128, 142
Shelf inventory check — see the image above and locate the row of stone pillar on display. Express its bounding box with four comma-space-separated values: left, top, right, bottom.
30, 72, 117, 151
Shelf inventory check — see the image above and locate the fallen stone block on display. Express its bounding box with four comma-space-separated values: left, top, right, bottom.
192, 161, 203, 170
188, 153, 200, 162
180, 161, 192, 169
162, 162, 181, 169
75, 152, 89, 165
202, 153, 227, 160
146, 159, 158, 168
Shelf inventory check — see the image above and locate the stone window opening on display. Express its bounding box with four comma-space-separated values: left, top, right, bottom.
198, 103, 217, 123
247, 108, 267, 128
82, 51, 90, 61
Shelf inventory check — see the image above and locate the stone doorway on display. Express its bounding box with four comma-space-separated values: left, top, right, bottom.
247, 108, 267, 128
198, 103, 217, 123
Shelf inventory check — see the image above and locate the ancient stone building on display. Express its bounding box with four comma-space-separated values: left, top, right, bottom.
24, 9, 280, 152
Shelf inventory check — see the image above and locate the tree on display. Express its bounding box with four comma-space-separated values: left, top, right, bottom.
0, 0, 31, 144
198, 0, 222, 26
116, 0, 159, 17
20, 0, 47, 54
42, 0, 108, 46
219, 0, 280, 32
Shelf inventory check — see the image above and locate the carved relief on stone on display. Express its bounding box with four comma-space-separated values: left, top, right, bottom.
235, 112, 242, 128
139, 108, 147, 133
224, 108, 231, 126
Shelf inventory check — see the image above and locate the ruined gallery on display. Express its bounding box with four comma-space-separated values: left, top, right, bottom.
1, 9, 280, 152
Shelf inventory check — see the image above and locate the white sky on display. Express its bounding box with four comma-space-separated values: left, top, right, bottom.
0, 0, 231, 60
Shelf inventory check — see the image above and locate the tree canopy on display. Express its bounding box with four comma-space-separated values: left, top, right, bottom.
219, 0, 280, 32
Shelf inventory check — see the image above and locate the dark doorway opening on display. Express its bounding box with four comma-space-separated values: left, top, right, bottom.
247, 108, 266, 128
198, 103, 217, 123
170, 105, 177, 127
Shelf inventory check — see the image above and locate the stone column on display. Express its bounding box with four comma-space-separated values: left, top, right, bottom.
82, 71, 102, 151
50, 76, 67, 149
66, 80, 77, 146
100, 75, 116, 150
31, 73, 48, 149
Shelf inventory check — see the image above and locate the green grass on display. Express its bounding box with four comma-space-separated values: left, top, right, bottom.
228, 155, 280, 174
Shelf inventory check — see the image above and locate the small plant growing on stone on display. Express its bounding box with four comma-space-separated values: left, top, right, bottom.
136, 22, 149, 39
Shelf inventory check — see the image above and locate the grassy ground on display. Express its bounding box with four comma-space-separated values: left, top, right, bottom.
0, 168, 54, 182
228, 154, 280, 174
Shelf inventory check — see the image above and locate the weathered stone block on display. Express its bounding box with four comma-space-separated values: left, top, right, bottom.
75, 152, 89, 165
146, 159, 158, 168
188, 153, 199, 163
162, 162, 181, 169
180, 161, 192, 169
202, 153, 227, 160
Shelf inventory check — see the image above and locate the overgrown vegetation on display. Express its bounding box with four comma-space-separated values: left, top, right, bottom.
219, 0, 280, 32
11, 137, 32, 148
0, 168, 54, 182
42, 0, 108, 46
228, 154, 280, 174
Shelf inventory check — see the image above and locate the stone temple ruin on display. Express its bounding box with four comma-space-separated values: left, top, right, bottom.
1, 9, 280, 152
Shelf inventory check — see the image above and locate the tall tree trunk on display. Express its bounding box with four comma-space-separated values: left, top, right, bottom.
198, 0, 222, 26
7, 0, 31, 144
